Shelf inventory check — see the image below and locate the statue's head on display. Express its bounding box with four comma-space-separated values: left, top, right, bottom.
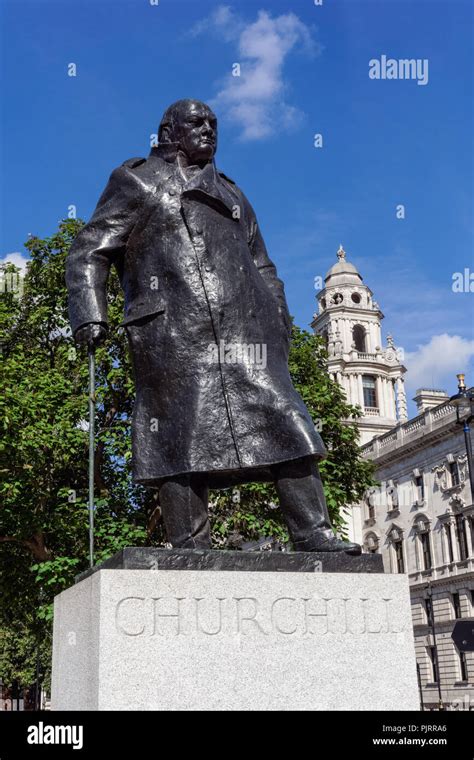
158, 99, 217, 164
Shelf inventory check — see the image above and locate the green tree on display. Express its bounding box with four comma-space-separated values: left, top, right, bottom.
0, 220, 156, 694
1, 219, 375, 694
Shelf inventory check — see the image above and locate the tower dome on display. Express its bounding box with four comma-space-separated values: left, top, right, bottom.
324, 245, 363, 287
312, 245, 407, 444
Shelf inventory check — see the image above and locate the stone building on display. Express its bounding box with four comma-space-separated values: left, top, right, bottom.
314, 247, 474, 710
352, 395, 474, 710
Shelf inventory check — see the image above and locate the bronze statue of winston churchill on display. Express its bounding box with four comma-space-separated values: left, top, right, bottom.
66, 99, 361, 555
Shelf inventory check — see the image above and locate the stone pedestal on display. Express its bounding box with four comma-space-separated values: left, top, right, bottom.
51, 549, 419, 711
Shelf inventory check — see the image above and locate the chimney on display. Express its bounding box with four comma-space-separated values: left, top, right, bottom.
413, 388, 449, 414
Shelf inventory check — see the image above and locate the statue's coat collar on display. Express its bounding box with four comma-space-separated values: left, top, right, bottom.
149, 144, 237, 218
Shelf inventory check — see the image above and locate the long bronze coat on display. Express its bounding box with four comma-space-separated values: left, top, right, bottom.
66, 144, 326, 486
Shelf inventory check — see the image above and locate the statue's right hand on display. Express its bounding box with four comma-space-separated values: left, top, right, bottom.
74, 323, 108, 348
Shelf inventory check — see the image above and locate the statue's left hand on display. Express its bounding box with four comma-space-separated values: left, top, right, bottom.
74, 323, 108, 348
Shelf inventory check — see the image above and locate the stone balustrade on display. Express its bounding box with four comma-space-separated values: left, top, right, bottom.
361, 401, 458, 459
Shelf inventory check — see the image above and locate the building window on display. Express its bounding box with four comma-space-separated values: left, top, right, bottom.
428, 646, 439, 683
365, 534, 379, 553
425, 597, 433, 626
420, 531, 432, 570
365, 490, 376, 522
389, 527, 404, 572
459, 651, 468, 682
455, 515, 469, 560
394, 540, 405, 573
351, 292, 361, 304
452, 592, 462, 619
362, 375, 377, 408
387, 489, 397, 511
353, 324, 366, 352
449, 461, 460, 487
414, 474, 425, 502
471, 589, 474, 608
445, 524, 454, 563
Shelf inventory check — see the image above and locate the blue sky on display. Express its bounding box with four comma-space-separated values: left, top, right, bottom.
1, 0, 473, 413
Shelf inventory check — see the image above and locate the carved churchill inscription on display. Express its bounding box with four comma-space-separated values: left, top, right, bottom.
114, 595, 407, 638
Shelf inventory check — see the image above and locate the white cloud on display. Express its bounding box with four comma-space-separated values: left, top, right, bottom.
0, 252, 29, 273
192, 6, 321, 141
189, 5, 244, 41
404, 334, 474, 397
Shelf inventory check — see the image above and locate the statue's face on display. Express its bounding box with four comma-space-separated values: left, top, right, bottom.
175, 102, 217, 163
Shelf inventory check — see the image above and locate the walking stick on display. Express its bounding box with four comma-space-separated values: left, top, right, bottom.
88, 343, 96, 568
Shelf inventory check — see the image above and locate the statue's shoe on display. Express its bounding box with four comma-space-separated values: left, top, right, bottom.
294, 531, 362, 555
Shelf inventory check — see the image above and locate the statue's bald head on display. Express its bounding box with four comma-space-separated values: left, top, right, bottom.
158, 99, 218, 165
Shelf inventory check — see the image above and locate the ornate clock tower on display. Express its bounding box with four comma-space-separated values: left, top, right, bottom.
312, 245, 407, 444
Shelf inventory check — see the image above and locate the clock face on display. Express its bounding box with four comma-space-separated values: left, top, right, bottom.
332, 292, 343, 305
